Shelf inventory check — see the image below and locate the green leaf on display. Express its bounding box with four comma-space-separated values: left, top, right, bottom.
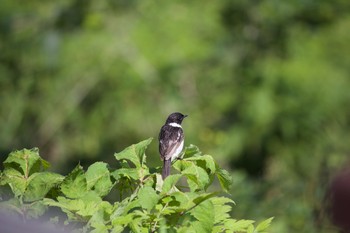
89, 201, 113, 231
155, 174, 163, 192
128, 213, 150, 233
111, 168, 140, 181
138, 186, 159, 211
86, 162, 114, 197
173, 160, 193, 172
256, 217, 274, 232
111, 225, 124, 233
171, 191, 191, 209
182, 164, 210, 191
192, 192, 218, 206
114, 138, 153, 168
112, 213, 134, 225
90, 226, 109, 233
183, 144, 202, 158
190, 199, 214, 233
247, 224, 255, 233
77, 192, 104, 217
162, 174, 182, 193
216, 168, 232, 193
44, 192, 103, 220
24, 172, 64, 202
2, 168, 26, 197
185, 154, 216, 174
4, 148, 49, 177
210, 197, 235, 224
60, 164, 87, 198
177, 225, 196, 233
224, 219, 255, 232
43, 197, 81, 220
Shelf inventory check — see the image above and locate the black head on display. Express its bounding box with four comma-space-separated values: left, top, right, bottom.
165, 112, 188, 124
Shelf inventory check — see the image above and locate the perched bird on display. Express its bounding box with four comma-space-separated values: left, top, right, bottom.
159, 112, 188, 179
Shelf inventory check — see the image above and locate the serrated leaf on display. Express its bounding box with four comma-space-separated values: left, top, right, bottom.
183, 144, 202, 158
247, 224, 255, 233
111, 168, 140, 181
2, 168, 26, 197
43, 197, 81, 220
60, 164, 87, 198
210, 197, 235, 224
171, 191, 191, 209
112, 213, 134, 225
182, 164, 210, 191
90, 226, 109, 233
173, 160, 193, 172
192, 192, 218, 206
129, 214, 150, 233
216, 168, 232, 193
24, 172, 64, 202
224, 219, 255, 232
138, 186, 159, 211
4, 148, 49, 177
114, 138, 153, 168
190, 199, 214, 233
185, 154, 216, 174
89, 202, 113, 230
111, 225, 124, 233
86, 162, 113, 197
177, 225, 196, 233
162, 174, 182, 193
44, 192, 103, 220
256, 217, 274, 232
77, 192, 103, 217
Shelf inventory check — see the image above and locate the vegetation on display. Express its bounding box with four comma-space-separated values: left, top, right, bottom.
1, 0, 350, 232
0, 140, 272, 232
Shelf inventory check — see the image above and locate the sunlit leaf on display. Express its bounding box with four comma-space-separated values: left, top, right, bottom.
256, 217, 274, 232
114, 138, 153, 168
60, 164, 87, 198
162, 174, 182, 193
190, 199, 214, 233
86, 162, 114, 197
3, 148, 49, 177
216, 168, 232, 193
210, 197, 235, 224
2, 168, 26, 197
182, 164, 210, 191
224, 219, 255, 232
138, 186, 159, 211
24, 172, 64, 202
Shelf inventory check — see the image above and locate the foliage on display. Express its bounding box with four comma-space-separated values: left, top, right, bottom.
0, 139, 272, 232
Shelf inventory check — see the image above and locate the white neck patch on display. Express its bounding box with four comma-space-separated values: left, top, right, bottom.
168, 122, 182, 128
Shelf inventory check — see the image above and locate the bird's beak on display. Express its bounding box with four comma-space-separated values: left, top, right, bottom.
183, 115, 188, 118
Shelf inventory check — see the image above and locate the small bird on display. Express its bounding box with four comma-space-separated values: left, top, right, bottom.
159, 112, 188, 179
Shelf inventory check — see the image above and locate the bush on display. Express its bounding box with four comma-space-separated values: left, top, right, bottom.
0, 138, 272, 232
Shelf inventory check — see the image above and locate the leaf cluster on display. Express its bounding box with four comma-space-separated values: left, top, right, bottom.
0, 139, 272, 232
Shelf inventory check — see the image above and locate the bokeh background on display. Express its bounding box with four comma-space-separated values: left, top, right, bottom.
1, 0, 350, 232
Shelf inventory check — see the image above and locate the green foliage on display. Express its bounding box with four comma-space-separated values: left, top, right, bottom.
0, 139, 272, 232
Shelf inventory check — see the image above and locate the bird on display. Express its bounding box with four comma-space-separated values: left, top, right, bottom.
159, 112, 188, 179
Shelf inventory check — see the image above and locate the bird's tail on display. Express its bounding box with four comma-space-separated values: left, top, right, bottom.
162, 159, 171, 179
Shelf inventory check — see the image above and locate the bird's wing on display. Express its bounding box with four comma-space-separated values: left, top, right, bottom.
159, 125, 184, 161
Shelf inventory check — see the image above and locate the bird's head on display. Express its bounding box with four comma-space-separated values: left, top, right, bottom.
165, 112, 188, 124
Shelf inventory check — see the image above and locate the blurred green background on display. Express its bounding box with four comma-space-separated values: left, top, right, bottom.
1, 0, 350, 232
